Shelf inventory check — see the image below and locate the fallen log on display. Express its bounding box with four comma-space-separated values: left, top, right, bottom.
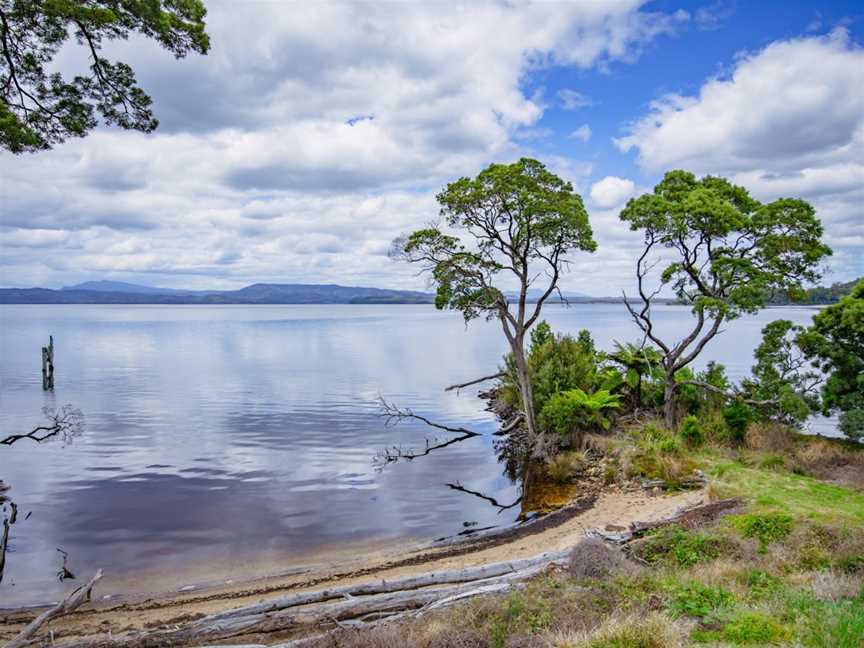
585, 498, 741, 544
5, 569, 102, 648
55, 557, 565, 647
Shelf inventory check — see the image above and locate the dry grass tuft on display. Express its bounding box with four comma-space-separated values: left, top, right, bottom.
568, 538, 637, 580
550, 611, 688, 648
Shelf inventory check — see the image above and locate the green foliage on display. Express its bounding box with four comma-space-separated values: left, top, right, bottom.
728, 513, 794, 552
740, 319, 821, 426
768, 277, 862, 304
666, 581, 736, 623
0, 0, 210, 153
608, 341, 664, 408
721, 610, 789, 645
635, 527, 732, 567
398, 158, 596, 326
723, 402, 755, 444
679, 415, 704, 447
798, 279, 864, 442
741, 569, 784, 601
620, 170, 831, 320
539, 388, 621, 438
501, 328, 600, 414
529, 320, 553, 355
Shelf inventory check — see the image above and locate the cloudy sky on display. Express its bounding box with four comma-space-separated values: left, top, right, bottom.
1, 0, 862, 295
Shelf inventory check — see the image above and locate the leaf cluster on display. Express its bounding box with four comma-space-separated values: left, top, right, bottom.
1, 0, 210, 152
620, 170, 832, 320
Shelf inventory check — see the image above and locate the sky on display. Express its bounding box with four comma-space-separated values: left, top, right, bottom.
1, 0, 862, 296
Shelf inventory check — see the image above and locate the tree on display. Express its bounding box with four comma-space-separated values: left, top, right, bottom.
608, 340, 663, 409
620, 170, 831, 427
740, 319, 821, 426
797, 279, 864, 441
393, 158, 596, 438
1, 0, 210, 153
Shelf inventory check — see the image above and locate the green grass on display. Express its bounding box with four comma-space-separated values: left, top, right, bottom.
705, 457, 864, 526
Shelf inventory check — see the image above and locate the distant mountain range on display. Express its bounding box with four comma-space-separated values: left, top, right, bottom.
0, 280, 620, 305
0, 282, 435, 304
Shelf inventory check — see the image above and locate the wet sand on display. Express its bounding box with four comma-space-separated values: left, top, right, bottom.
0, 486, 704, 645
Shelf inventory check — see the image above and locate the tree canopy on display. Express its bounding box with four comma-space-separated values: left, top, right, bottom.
394, 157, 596, 437
620, 170, 832, 426
798, 278, 864, 440
0, 0, 210, 153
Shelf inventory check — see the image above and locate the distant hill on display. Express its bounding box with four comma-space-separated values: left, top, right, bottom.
0, 280, 672, 305
768, 278, 861, 305
1, 282, 436, 305
61, 280, 207, 295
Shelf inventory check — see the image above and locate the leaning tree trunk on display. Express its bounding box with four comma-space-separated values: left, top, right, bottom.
663, 372, 678, 429
510, 338, 537, 437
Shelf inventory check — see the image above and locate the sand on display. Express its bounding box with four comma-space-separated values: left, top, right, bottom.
0, 487, 705, 645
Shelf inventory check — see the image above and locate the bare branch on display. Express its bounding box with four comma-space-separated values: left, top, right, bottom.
377, 397, 478, 436
444, 372, 505, 392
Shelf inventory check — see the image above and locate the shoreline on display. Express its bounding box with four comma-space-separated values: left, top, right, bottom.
0, 486, 705, 645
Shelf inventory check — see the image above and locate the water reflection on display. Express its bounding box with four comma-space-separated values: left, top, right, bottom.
0, 303, 833, 606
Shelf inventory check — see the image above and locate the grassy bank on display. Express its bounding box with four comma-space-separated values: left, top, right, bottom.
307, 425, 864, 648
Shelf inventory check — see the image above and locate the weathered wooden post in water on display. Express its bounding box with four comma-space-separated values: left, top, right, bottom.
41, 336, 54, 390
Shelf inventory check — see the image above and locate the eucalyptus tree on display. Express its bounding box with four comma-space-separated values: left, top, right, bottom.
0, 0, 210, 153
393, 158, 596, 438
619, 170, 831, 427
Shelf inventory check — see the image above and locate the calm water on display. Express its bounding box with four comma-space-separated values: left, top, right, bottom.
0, 303, 830, 606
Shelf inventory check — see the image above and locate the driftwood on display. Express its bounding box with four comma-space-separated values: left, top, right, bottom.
0, 405, 83, 446
5, 569, 102, 648
55, 552, 569, 648
444, 372, 505, 392
586, 498, 742, 544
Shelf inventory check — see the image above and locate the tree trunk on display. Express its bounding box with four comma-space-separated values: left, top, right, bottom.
510, 338, 537, 437
663, 373, 678, 429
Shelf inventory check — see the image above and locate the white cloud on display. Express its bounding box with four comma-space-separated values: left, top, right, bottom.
615, 29, 864, 281
590, 176, 637, 208
1, 0, 686, 290
569, 124, 593, 142
558, 89, 595, 110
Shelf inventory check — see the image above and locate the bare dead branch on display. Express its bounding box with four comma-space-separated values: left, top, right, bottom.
445, 482, 522, 513
444, 372, 505, 392
1, 405, 83, 446
377, 397, 478, 436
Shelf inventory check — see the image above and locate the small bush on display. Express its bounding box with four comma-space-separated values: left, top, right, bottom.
723, 402, 755, 444
678, 416, 704, 447
721, 611, 789, 645
545, 451, 587, 484
633, 527, 734, 567
568, 538, 634, 580
758, 453, 787, 471
740, 569, 784, 600
666, 581, 735, 622
728, 513, 794, 552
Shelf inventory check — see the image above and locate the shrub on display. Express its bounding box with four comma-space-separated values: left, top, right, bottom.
721, 611, 789, 645
740, 569, 784, 600
545, 451, 587, 484
723, 402, 756, 444
633, 527, 733, 567
501, 329, 601, 416
539, 389, 621, 440
727, 513, 794, 552
666, 581, 735, 623
567, 538, 633, 580
679, 415, 704, 447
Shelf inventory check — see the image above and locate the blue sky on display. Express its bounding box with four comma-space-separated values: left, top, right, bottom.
1, 0, 862, 295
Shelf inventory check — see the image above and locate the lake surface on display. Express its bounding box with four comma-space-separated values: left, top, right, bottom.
0, 303, 832, 606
